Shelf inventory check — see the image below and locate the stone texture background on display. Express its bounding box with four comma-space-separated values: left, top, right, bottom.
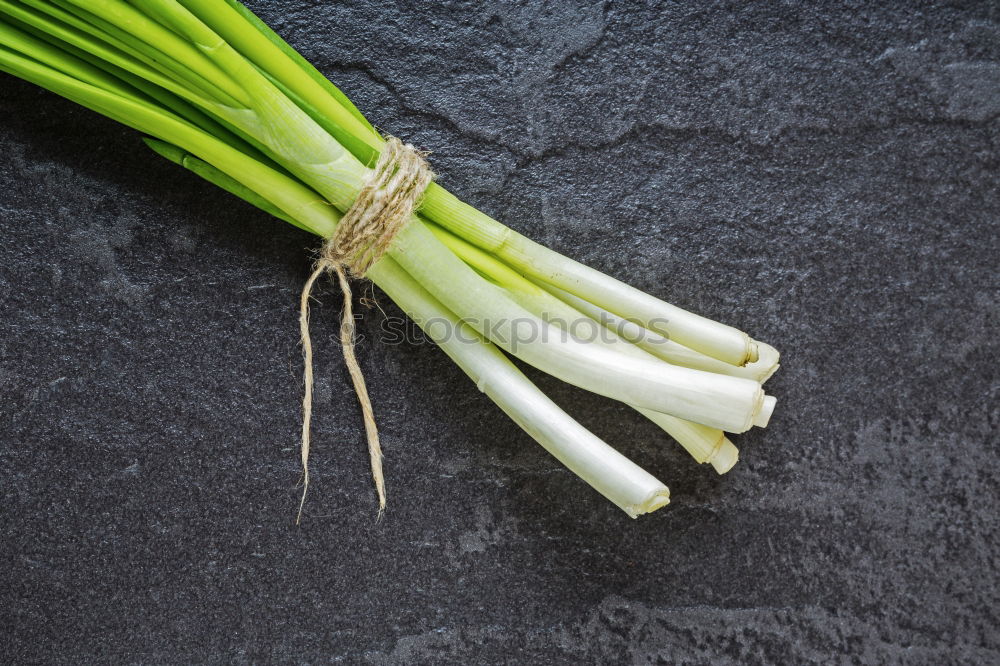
1, 1, 998, 663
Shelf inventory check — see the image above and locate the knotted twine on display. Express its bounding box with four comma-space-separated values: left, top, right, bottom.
298, 137, 434, 523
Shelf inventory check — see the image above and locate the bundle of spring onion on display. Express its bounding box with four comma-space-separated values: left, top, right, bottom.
0, 0, 780, 518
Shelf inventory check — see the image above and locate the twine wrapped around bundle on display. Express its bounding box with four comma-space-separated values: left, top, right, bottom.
298, 137, 434, 523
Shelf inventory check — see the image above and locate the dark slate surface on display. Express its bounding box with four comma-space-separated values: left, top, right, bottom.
1, 1, 998, 663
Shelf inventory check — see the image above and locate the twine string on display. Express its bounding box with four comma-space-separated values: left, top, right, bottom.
297, 137, 434, 524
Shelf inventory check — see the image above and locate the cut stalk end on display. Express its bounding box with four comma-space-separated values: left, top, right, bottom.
753, 395, 778, 428
625, 488, 671, 518
709, 438, 739, 474
752, 340, 780, 371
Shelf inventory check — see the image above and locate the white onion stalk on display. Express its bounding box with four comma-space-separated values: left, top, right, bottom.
390, 220, 767, 433
426, 224, 749, 473
533, 281, 781, 383
369, 259, 671, 517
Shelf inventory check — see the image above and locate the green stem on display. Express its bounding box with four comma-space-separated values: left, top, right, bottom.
21, 0, 237, 107
182, 0, 381, 164
0, 33, 338, 237
0, 1, 261, 155
142, 137, 313, 233
56, 0, 250, 106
